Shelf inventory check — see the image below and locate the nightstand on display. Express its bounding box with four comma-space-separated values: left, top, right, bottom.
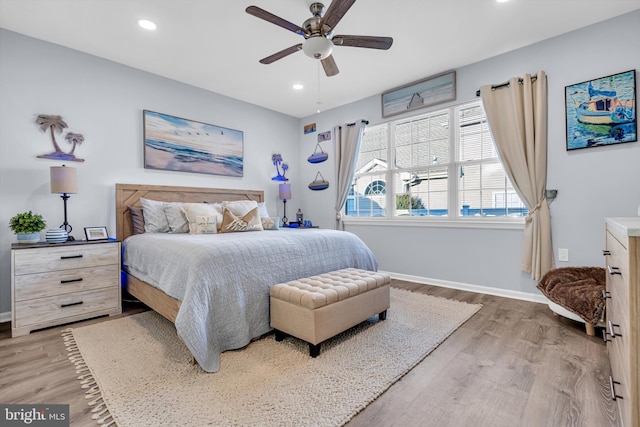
11, 239, 122, 337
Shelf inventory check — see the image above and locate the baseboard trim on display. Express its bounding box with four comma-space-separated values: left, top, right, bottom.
0, 276, 546, 323
382, 271, 548, 305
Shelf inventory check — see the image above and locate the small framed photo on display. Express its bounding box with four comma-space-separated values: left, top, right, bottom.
84, 226, 109, 241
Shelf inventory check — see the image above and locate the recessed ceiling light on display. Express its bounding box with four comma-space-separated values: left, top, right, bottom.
138, 19, 157, 30
292, 83, 304, 91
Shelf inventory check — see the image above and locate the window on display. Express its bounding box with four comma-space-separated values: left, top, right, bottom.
346, 101, 527, 221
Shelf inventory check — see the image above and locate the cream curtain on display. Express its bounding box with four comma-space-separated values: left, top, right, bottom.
480, 71, 554, 280
333, 120, 367, 230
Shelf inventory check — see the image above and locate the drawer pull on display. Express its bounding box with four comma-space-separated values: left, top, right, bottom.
601, 290, 611, 300
607, 265, 621, 275
60, 278, 83, 284
609, 376, 623, 401
602, 250, 611, 256
61, 254, 83, 260
61, 301, 83, 308
608, 320, 622, 338
602, 329, 611, 343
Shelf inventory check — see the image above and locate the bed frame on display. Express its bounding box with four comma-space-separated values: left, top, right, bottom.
115, 183, 264, 323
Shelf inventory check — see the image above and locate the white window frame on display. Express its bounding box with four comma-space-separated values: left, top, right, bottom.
344, 100, 526, 230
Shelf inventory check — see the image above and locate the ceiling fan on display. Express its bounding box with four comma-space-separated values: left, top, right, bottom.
246, 0, 393, 77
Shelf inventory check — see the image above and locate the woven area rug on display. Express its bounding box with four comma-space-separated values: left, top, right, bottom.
63, 288, 481, 427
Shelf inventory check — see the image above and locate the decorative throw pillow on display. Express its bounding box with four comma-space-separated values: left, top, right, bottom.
140, 198, 170, 233
220, 207, 263, 233
181, 203, 223, 234
192, 215, 217, 234
261, 217, 280, 230
127, 205, 145, 235
223, 200, 259, 218
163, 202, 189, 233
257, 201, 270, 219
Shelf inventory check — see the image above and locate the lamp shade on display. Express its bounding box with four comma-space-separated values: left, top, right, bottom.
279, 183, 291, 201
50, 165, 77, 194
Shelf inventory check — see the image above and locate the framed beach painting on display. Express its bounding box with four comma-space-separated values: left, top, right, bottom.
143, 110, 243, 177
381, 70, 456, 118
565, 69, 636, 151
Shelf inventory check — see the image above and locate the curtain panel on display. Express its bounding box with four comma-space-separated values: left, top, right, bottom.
480, 71, 554, 280
333, 120, 367, 230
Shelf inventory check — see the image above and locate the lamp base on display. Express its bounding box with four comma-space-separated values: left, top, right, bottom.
282, 199, 288, 226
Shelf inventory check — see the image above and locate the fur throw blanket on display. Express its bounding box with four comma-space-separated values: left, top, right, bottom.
537, 267, 606, 325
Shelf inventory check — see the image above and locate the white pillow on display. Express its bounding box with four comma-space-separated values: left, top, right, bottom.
181, 203, 223, 234
140, 198, 170, 233
257, 201, 270, 219
163, 202, 189, 233
223, 200, 259, 218
192, 215, 217, 234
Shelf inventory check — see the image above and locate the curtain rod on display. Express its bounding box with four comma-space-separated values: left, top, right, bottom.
346, 120, 369, 127
475, 75, 538, 97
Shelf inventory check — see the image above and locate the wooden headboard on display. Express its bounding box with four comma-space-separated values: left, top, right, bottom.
115, 183, 264, 242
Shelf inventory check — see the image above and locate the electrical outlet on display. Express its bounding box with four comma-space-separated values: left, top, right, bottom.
558, 248, 569, 262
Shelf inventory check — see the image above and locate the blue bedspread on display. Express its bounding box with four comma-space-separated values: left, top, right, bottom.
122, 229, 377, 372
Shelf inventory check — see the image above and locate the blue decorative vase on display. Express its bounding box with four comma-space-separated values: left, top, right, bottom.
46, 228, 69, 243
16, 232, 41, 244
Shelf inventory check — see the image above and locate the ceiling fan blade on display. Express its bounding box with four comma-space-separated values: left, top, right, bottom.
332, 35, 393, 50
321, 55, 339, 77
259, 44, 303, 64
320, 0, 356, 31
246, 6, 308, 36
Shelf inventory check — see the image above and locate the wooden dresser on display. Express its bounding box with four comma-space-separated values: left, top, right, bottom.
604, 218, 639, 427
11, 239, 122, 337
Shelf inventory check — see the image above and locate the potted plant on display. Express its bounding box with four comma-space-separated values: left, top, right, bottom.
9, 211, 46, 244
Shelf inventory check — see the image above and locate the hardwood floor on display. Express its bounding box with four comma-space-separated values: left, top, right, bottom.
0, 282, 618, 427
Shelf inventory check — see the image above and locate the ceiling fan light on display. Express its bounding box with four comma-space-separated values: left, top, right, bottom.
302, 37, 333, 60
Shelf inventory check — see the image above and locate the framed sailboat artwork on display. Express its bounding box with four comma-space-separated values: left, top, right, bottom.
565, 70, 636, 150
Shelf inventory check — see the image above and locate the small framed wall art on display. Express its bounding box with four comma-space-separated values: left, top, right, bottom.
565, 69, 636, 150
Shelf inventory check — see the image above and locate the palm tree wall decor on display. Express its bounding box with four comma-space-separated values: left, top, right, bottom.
36, 114, 85, 162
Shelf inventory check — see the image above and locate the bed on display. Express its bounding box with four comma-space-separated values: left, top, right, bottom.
115, 183, 378, 372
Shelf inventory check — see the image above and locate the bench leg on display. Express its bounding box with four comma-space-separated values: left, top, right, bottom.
379, 310, 387, 321
309, 343, 321, 358
274, 329, 286, 342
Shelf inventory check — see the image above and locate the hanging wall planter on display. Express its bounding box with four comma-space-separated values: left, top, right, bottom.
307, 142, 328, 164
308, 171, 329, 191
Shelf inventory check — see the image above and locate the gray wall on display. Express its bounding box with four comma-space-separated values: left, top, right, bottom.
299, 10, 640, 298
0, 29, 300, 316
1, 11, 639, 317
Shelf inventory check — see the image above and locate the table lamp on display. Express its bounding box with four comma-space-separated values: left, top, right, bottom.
50, 165, 77, 240
279, 183, 291, 226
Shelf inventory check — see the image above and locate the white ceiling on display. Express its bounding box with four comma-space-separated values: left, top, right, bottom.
1, 0, 638, 118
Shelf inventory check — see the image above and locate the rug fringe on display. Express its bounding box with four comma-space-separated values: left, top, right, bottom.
62, 328, 118, 427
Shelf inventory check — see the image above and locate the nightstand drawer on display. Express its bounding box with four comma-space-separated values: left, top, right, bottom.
14, 264, 119, 301
14, 287, 120, 328
13, 243, 118, 275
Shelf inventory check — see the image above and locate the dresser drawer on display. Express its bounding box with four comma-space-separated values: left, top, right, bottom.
13, 243, 119, 275
13, 264, 119, 301
14, 287, 120, 328
610, 348, 632, 427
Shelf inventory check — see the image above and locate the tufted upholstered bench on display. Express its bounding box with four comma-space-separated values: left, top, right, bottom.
269, 268, 391, 357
